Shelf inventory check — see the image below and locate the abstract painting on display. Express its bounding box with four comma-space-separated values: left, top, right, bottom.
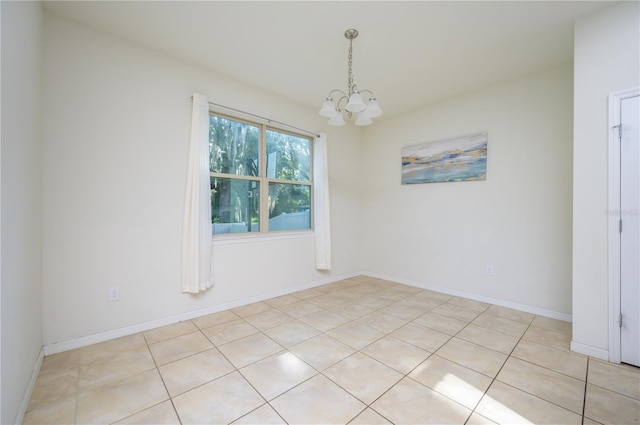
401, 133, 487, 184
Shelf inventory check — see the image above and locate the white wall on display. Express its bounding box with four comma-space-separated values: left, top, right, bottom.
41, 2, 631, 355
42, 12, 363, 346
1, 2, 44, 423
572, 2, 640, 357
361, 64, 574, 317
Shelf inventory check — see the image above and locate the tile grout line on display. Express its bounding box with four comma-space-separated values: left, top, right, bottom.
581, 357, 590, 425
424, 305, 499, 425
280, 292, 524, 423
158, 319, 285, 424
583, 359, 640, 401
463, 317, 535, 424
317, 294, 475, 423
217, 310, 324, 425
145, 328, 184, 425
315, 291, 419, 424
252, 284, 421, 424
73, 358, 80, 425
466, 317, 590, 423
356, 297, 503, 422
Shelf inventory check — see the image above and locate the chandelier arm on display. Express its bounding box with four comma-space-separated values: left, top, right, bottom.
358, 89, 375, 98
335, 95, 349, 114
327, 89, 347, 100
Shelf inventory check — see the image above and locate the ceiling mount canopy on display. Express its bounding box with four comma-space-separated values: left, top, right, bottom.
319, 28, 382, 127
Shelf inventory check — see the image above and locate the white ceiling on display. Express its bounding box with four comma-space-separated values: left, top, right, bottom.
43, 1, 613, 118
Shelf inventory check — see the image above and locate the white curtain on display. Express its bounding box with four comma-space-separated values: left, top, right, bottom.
181, 93, 214, 293
313, 133, 332, 270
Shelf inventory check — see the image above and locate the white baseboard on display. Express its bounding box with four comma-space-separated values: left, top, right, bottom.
44, 270, 576, 357
43, 271, 360, 356
363, 271, 573, 322
570, 341, 609, 361
14, 347, 44, 425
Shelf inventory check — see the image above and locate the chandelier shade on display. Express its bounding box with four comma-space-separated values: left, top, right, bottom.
354, 113, 373, 126
319, 98, 338, 117
328, 113, 346, 126
319, 29, 382, 127
364, 98, 382, 118
345, 91, 366, 113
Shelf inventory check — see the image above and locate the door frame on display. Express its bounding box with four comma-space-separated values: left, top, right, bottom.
608, 87, 640, 363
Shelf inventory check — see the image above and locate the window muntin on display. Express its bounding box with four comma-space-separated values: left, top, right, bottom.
210, 113, 312, 235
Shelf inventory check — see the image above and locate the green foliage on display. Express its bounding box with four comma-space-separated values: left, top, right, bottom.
266, 130, 310, 181
209, 116, 259, 176
268, 183, 310, 219
266, 130, 311, 218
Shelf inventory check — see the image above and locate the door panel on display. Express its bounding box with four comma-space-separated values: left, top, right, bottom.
620, 94, 640, 367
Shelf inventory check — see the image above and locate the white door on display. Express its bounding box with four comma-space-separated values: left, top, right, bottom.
620, 94, 640, 367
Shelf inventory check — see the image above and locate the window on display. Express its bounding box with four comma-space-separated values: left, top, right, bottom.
209, 113, 312, 235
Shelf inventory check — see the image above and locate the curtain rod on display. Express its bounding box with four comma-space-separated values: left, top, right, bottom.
206, 100, 321, 139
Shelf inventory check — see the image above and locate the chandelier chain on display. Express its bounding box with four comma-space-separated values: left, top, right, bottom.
347, 38, 354, 97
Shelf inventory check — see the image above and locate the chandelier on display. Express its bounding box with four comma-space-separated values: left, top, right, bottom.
319, 29, 383, 126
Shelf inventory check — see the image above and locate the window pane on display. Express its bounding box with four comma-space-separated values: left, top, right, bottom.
211, 177, 260, 234
268, 183, 311, 231
266, 130, 311, 181
210, 115, 260, 177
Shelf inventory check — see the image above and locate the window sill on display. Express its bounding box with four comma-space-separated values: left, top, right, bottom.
212, 230, 314, 246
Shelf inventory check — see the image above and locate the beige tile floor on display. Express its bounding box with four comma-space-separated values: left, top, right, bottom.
24, 276, 640, 424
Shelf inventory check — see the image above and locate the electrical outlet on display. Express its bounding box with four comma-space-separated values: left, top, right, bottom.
485, 265, 494, 276
108, 286, 120, 301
